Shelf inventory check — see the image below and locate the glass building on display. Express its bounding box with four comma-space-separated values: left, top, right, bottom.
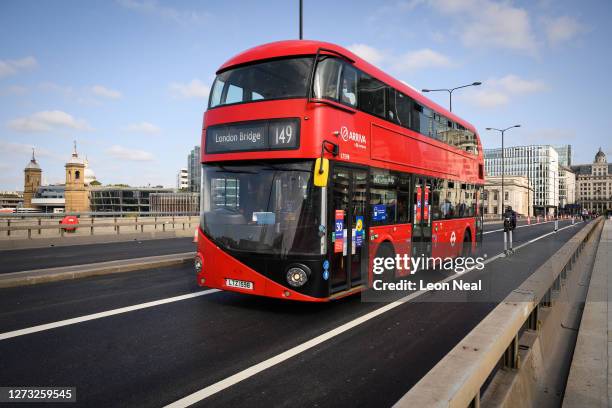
188, 146, 201, 193
484, 145, 559, 214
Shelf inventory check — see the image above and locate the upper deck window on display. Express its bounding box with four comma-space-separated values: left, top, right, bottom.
208, 57, 313, 108
312, 56, 358, 107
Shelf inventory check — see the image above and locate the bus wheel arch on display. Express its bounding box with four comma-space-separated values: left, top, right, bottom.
462, 228, 473, 257
375, 240, 396, 281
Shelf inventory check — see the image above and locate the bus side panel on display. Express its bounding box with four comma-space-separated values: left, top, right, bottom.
370, 123, 480, 183
196, 229, 326, 302
368, 223, 412, 286
431, 218, 475, 258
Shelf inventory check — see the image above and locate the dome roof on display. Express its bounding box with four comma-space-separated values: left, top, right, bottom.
84, 167, 96, 185
25, 159, 41, 170
25, 149, 41, 170
595, 147, 607, 163
67, 141, 85, 165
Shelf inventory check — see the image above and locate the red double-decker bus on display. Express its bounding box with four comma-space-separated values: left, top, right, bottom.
195, 40, 485, 302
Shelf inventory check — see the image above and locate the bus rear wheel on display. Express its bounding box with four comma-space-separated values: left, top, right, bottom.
462, 229, 472, 257
376, 241, 396, 283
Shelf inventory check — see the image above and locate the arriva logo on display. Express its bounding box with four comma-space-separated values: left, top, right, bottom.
340, 126, 367, 149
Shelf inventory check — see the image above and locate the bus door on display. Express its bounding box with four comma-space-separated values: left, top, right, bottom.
329, 166, 368, 293
412, 177, 433, 258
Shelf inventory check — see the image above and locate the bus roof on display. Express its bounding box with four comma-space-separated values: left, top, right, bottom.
217, 40, 478, 134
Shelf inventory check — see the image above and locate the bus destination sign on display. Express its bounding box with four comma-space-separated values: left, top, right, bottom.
206, 118, 300, 154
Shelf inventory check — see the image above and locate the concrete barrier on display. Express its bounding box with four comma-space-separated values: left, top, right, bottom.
394, 217, 604, 408
563, 219, 611, 408
0, 252, 195, 288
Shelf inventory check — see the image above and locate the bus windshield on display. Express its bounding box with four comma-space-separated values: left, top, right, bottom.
208, 57, 313, 108
200, 161, 321, 256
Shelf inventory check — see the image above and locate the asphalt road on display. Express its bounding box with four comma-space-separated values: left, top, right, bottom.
0, 218, 590, 407
0, 218, 562, 274
0, 237, 195, 274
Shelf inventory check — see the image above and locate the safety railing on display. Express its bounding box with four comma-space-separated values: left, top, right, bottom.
0, 215, 197, 239
394, 216, 604, 408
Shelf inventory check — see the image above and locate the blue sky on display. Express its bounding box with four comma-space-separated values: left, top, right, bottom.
0, 0, 610, 190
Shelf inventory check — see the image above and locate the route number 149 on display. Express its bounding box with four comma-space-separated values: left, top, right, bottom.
274, 125, 292, 144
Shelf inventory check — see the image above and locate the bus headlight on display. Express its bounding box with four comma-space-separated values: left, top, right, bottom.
286, 265, 310, 288
194, 256, 203, 273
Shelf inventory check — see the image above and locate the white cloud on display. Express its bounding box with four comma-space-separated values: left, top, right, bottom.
429, 0, 537, 53
0, 56, 37, 78
91, 85, 122, 99
393, 48, 453, 72
7, 110, 93, 132
0, 85, 28, 96
461, 74, 547, 108
123, 121, 161, 134
0, 141, 60, 160
347, 44, 453, 73
107, 145, 154, 161
347, 44, 386, 66
491, 74, 547, 94
117, 0, 209, 24
544, 16, 583, 44
169, 79, 210, 99
39, 82, 75, 96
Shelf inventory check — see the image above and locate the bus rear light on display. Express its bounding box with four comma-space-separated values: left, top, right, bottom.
286, 265, 310, 288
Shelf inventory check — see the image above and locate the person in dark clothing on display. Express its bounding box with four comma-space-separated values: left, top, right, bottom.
503, 206, 517, 231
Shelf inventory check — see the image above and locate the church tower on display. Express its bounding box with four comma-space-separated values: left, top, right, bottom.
23, 149, 42, 208
64, 141, 89, 212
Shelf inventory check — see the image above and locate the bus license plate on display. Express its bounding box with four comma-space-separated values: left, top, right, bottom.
225, 278, 254, 290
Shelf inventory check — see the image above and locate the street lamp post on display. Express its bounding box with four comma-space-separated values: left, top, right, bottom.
527, 148, 531, 218
486, 125, 521, 219
422, 82, 482, 112
299, 0, 303, 39
551, 160, 558, 231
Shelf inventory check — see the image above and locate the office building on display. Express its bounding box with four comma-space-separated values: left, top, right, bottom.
177, 168, 188, 190
571, 148, 612, 214
89, 186, 173, 213
553, 144, 572, 167
150, 192, 199, 213
483, 175, 531, 217
484, 145, 559, 215
187, 146, 201, 193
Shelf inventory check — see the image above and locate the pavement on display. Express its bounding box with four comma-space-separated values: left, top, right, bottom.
563, 218, 611, 407
0, 237, 195, 274
0, 218, 591, 407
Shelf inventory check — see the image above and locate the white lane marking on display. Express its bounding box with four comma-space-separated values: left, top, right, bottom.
0, 289, 220, 341
484, 219, 565, 235
165, 223, 580, 407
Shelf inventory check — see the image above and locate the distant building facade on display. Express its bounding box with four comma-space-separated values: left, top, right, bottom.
177, 168, 188, 190
0, 191, 23, 209
150, 192, 199, 213
64, 142, 89, 213
558, 165, 576, 207
187, 146, 201, 193
571, 148, 611, 214
484, 145, 559, 215
553, 144, 572, 167
89, 186, 173, 213
31, 185, 65, 212
23, 150, 42, 208
483, 175, 531, 217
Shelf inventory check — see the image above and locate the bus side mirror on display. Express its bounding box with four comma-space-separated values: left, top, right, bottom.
314, 158, 329, 187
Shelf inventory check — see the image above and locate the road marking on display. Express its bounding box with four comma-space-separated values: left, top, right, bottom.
484, 219, 567, 235
165, 222, 580, 407
0, 289, 220, 341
